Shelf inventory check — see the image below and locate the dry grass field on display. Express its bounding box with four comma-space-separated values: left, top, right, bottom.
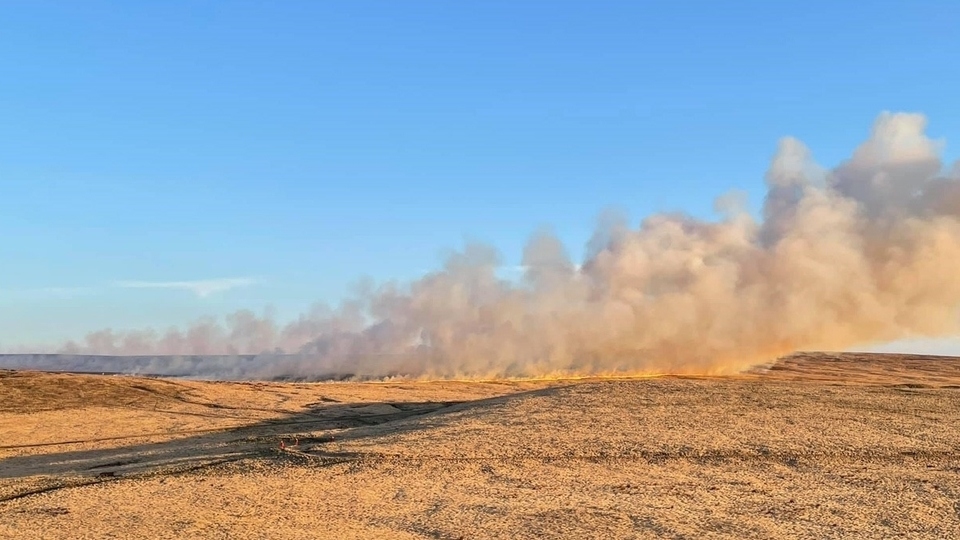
2, 352, 959, 539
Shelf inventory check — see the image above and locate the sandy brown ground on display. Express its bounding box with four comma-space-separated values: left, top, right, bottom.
1, 352, 959, 539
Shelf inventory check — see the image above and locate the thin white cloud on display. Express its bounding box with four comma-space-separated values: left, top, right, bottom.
115, 277, 257, 298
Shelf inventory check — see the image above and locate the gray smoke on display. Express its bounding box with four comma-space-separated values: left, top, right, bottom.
16, 112, 960, 379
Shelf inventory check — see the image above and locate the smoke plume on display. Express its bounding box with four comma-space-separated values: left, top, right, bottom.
17, 112, 960, 379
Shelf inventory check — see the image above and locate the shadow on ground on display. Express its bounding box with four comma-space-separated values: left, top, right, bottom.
0, 384, 570, 501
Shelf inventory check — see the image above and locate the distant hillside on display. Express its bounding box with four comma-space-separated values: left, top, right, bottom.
0, 353, 353, 381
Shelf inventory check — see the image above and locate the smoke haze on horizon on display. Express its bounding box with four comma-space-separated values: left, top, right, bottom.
9, 112, 960, 380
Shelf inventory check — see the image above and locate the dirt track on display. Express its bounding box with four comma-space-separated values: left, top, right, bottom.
2, 352, 959, 539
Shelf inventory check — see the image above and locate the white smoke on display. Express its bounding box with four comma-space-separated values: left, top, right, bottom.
11, 111, 960, 380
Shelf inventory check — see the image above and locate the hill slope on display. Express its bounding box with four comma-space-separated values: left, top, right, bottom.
2, 352, 959, 539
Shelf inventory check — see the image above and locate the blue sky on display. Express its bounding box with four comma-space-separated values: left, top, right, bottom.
1, 1, 959, 348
